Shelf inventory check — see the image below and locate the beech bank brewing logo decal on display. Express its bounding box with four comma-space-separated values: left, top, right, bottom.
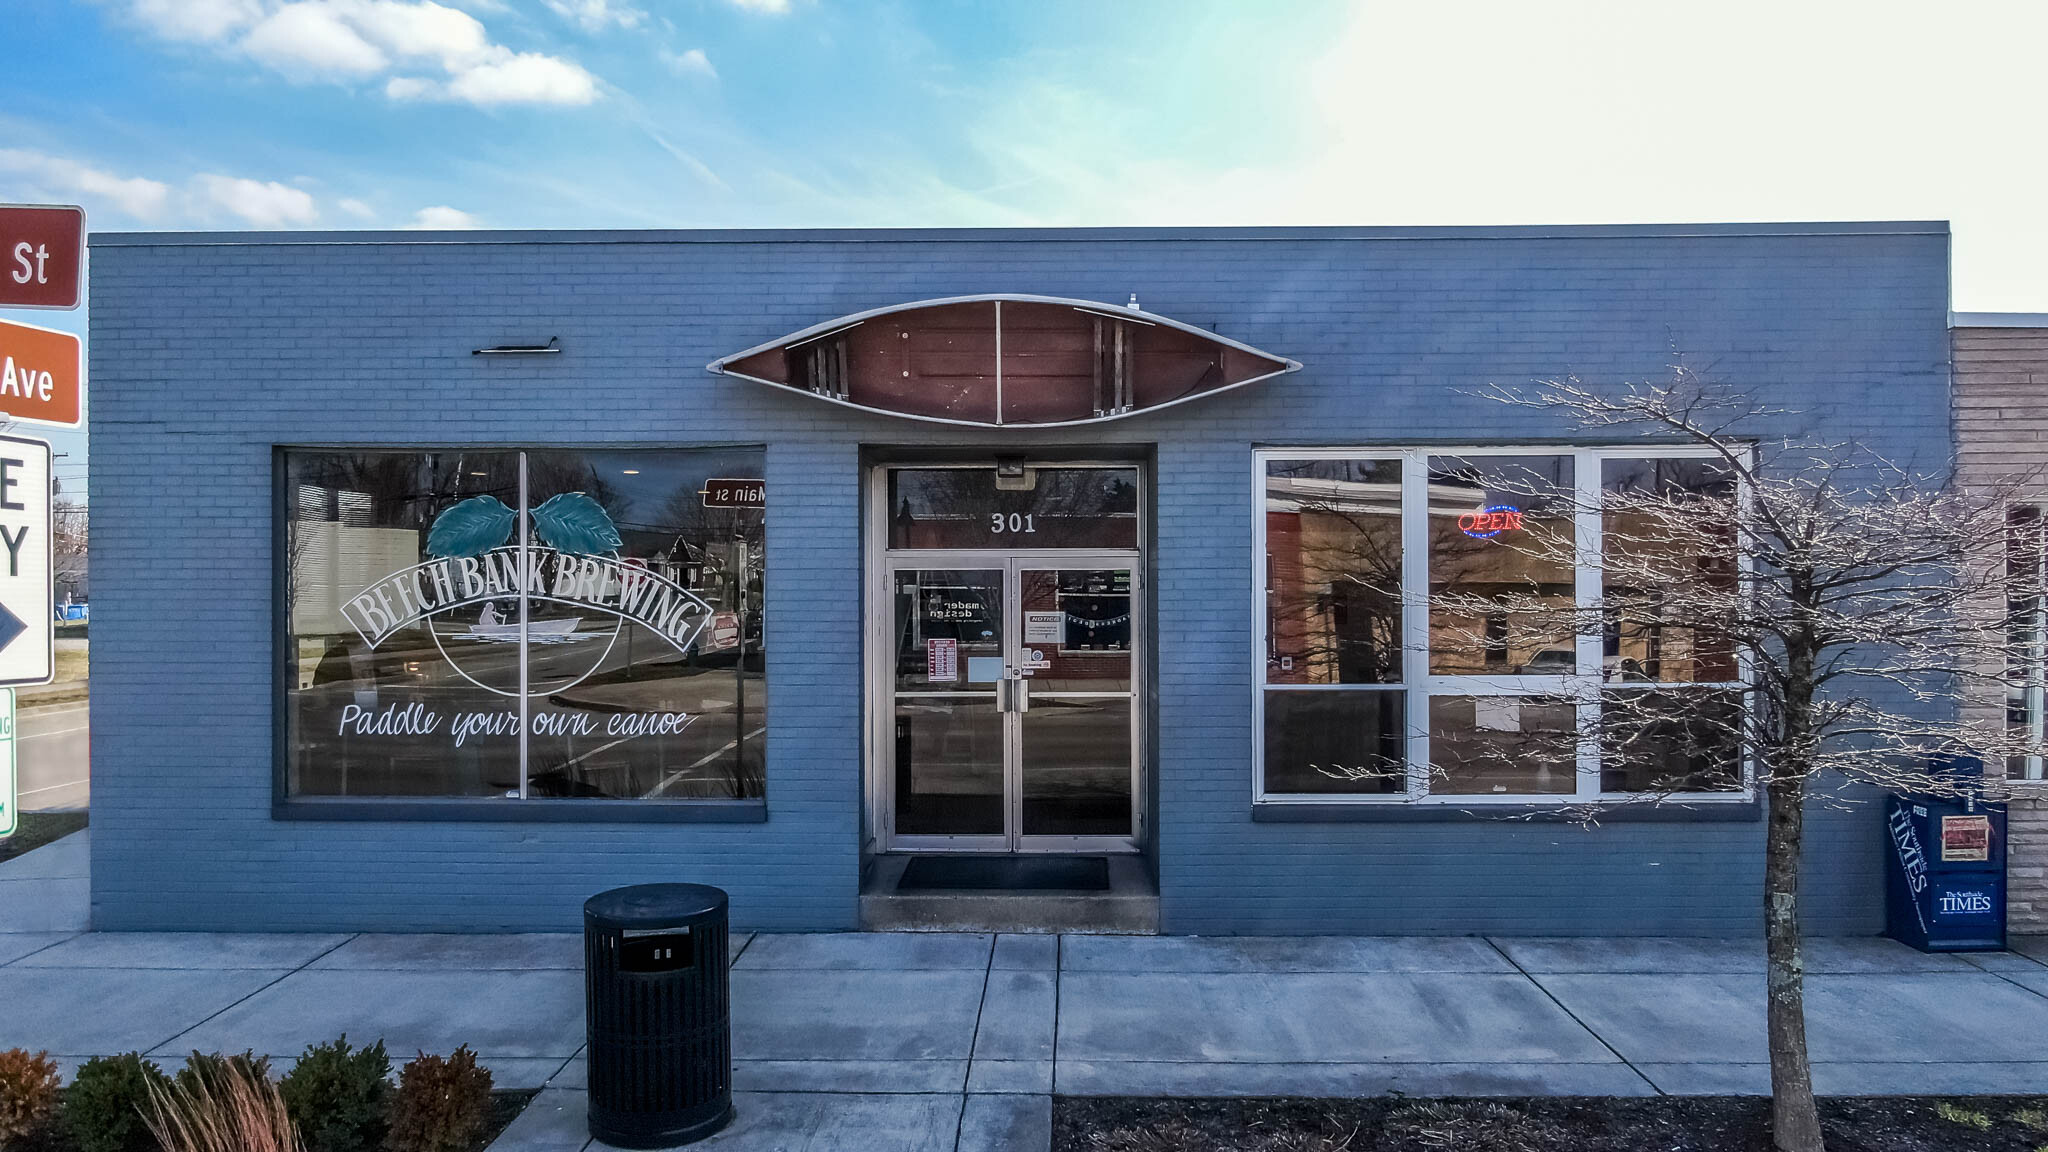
341, 492, 713, 698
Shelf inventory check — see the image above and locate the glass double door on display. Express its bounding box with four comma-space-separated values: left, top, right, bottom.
888, 555, 1139, 851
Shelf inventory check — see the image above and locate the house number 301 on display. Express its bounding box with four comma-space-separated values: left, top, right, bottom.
990, 513, 1037, 534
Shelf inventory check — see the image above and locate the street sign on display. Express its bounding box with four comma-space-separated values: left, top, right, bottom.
0, 690, 14, 839
0, 437, 52, 688
0, 205, 84, 310
0, 319, 82, 429
700, 478, 764, 509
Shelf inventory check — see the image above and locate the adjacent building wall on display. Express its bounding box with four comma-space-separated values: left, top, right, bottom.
88, 223, 1952, 934
1952, 319, 2048, 932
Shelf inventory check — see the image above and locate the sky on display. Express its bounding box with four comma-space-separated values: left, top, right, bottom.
7, 0, 2048, 491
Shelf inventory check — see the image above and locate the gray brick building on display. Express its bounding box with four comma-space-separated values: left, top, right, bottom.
86, 222, 1952, 935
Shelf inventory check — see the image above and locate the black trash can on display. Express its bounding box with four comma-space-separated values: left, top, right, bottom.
1885, 755, 2008, 953
584, 884, 733, 1147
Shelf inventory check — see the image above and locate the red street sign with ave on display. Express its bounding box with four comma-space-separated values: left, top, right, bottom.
0, 205, 85, 310
0, 320, 83, 428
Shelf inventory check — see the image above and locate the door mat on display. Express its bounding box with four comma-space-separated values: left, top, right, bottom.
898, 855, 1111, 892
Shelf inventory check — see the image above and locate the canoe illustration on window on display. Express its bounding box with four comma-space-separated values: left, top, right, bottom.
707, 294, 1301, 427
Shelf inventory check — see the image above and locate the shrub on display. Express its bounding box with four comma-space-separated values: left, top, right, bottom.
143, 1056, 298, 1152
68, 1053, 171, 1152
384, 1049, 491, 1152
172, 1053, 272, 1099
0, 1048, 61, 1150
279, 1037, 391, 1152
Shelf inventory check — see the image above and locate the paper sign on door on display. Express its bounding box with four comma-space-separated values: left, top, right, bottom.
926, 638, 958, 683
1024, 611, 1064, 644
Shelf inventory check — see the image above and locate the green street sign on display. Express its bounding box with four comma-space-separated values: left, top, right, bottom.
0, 689, 15, 838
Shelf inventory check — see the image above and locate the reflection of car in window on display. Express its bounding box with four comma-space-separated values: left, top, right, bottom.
1517, 648, 1577, 674
1605, 656, 1652, 682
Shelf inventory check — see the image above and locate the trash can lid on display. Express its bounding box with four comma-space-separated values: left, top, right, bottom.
585, 883, 728, 928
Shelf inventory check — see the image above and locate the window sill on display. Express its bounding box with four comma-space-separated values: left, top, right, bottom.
273, 798, 769, 824
1251, 797, 1760, 823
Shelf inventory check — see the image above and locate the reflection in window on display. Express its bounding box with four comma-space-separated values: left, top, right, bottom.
1428, 455, 1576, 675
1264, 459, 1402, 684
1256, 448, 1751, 803
1263, 691, 1406, 794
1428, 696, 1578, 795
887, 467, 1138, 549
283, 448, 766, 803
2009, 507, 2047, 780
1600, 689, 1744, 793
1601, 458, 1739, 684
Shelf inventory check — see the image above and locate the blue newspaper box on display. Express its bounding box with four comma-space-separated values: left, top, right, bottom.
1884, 756, 2006, 952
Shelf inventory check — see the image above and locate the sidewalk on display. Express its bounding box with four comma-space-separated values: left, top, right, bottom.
4, 837, 2048, 1152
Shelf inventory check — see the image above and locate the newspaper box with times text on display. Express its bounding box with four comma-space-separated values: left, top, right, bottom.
1885, 755, 2007, 952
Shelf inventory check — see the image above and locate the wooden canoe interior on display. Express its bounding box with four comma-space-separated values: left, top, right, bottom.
722, 299, 1290, 425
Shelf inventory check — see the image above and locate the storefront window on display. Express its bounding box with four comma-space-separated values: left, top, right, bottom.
1256, 447, 1748, 804
282, 448, 766, 803
2009, 507, 2047, 781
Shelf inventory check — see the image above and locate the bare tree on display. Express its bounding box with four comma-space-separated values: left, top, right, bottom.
1410, 369, 2024, 1152
51, 497, 86, 605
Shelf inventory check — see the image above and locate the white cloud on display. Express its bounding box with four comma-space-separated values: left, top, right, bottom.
337, 197, 377, 219
196, 174, 320, 226
241, 3, 388, 74
0, 149, 173, 219
546, 0, 645, 31
411, 204, 480, 228
661, 48, 715, 79
111, 0, 601, 107
724, 0, 789, 12
383, 75, 435, 99
121, 0, 264, 41
444, 52, 598, 105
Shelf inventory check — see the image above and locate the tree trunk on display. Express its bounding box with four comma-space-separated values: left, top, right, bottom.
1765, 767, 1825, 1152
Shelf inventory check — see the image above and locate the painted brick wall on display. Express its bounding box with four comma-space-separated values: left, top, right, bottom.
87, 224, 1952, 934
1952, 323, 2048, 931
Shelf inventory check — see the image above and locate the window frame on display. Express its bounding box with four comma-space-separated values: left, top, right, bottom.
270, 443, 770, 823
1252, 444, 1755, 807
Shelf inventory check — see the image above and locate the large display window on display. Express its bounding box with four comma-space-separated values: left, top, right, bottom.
281, 447, 765, 806
1257, 446, 1748, 805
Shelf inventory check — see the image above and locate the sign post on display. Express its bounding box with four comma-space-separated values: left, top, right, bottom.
0, 436, 52, 689
0, 690, 14, 839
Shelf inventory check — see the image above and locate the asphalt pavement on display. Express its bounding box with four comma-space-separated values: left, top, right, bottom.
16, 702, 88, 811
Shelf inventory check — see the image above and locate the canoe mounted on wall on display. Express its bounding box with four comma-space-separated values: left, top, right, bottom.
706, 294, 1301, 427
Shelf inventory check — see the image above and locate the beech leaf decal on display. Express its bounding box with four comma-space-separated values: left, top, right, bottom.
531, 492, 623, 556
426, 495, 516, 558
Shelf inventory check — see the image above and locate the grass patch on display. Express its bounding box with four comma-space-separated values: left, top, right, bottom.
51, 647, 86, 685
0, 811, 87, 863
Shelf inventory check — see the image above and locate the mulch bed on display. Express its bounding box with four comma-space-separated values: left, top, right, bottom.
475, 1089, 541, 1152
1055, 1095, 2048, 1151
0, 812, 87, 863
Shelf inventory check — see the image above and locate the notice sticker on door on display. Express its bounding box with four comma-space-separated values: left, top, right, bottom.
1024, 611, 1064, 645
1941, 814, 1991, 862
926, 638, 958, 683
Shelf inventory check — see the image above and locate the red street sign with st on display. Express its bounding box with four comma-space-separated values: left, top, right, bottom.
0, 320, 83, 428
0, 205, 85, 310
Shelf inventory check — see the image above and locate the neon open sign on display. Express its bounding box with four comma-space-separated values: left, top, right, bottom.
1458, 505, 1523, 539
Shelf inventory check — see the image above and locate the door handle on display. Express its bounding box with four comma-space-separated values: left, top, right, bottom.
1000, 675, 1031, 713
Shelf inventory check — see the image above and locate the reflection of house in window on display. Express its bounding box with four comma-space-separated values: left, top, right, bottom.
288, 485, 419, 638
1483, 611, 1509, 668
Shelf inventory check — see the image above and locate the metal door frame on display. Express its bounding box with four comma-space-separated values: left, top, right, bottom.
865, 463, 1145, 854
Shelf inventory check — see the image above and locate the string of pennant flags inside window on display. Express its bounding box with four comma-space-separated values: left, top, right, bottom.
1064, 612, 1131, 628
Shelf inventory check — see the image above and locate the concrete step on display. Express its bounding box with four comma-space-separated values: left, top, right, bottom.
859, 854, 1158, 934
